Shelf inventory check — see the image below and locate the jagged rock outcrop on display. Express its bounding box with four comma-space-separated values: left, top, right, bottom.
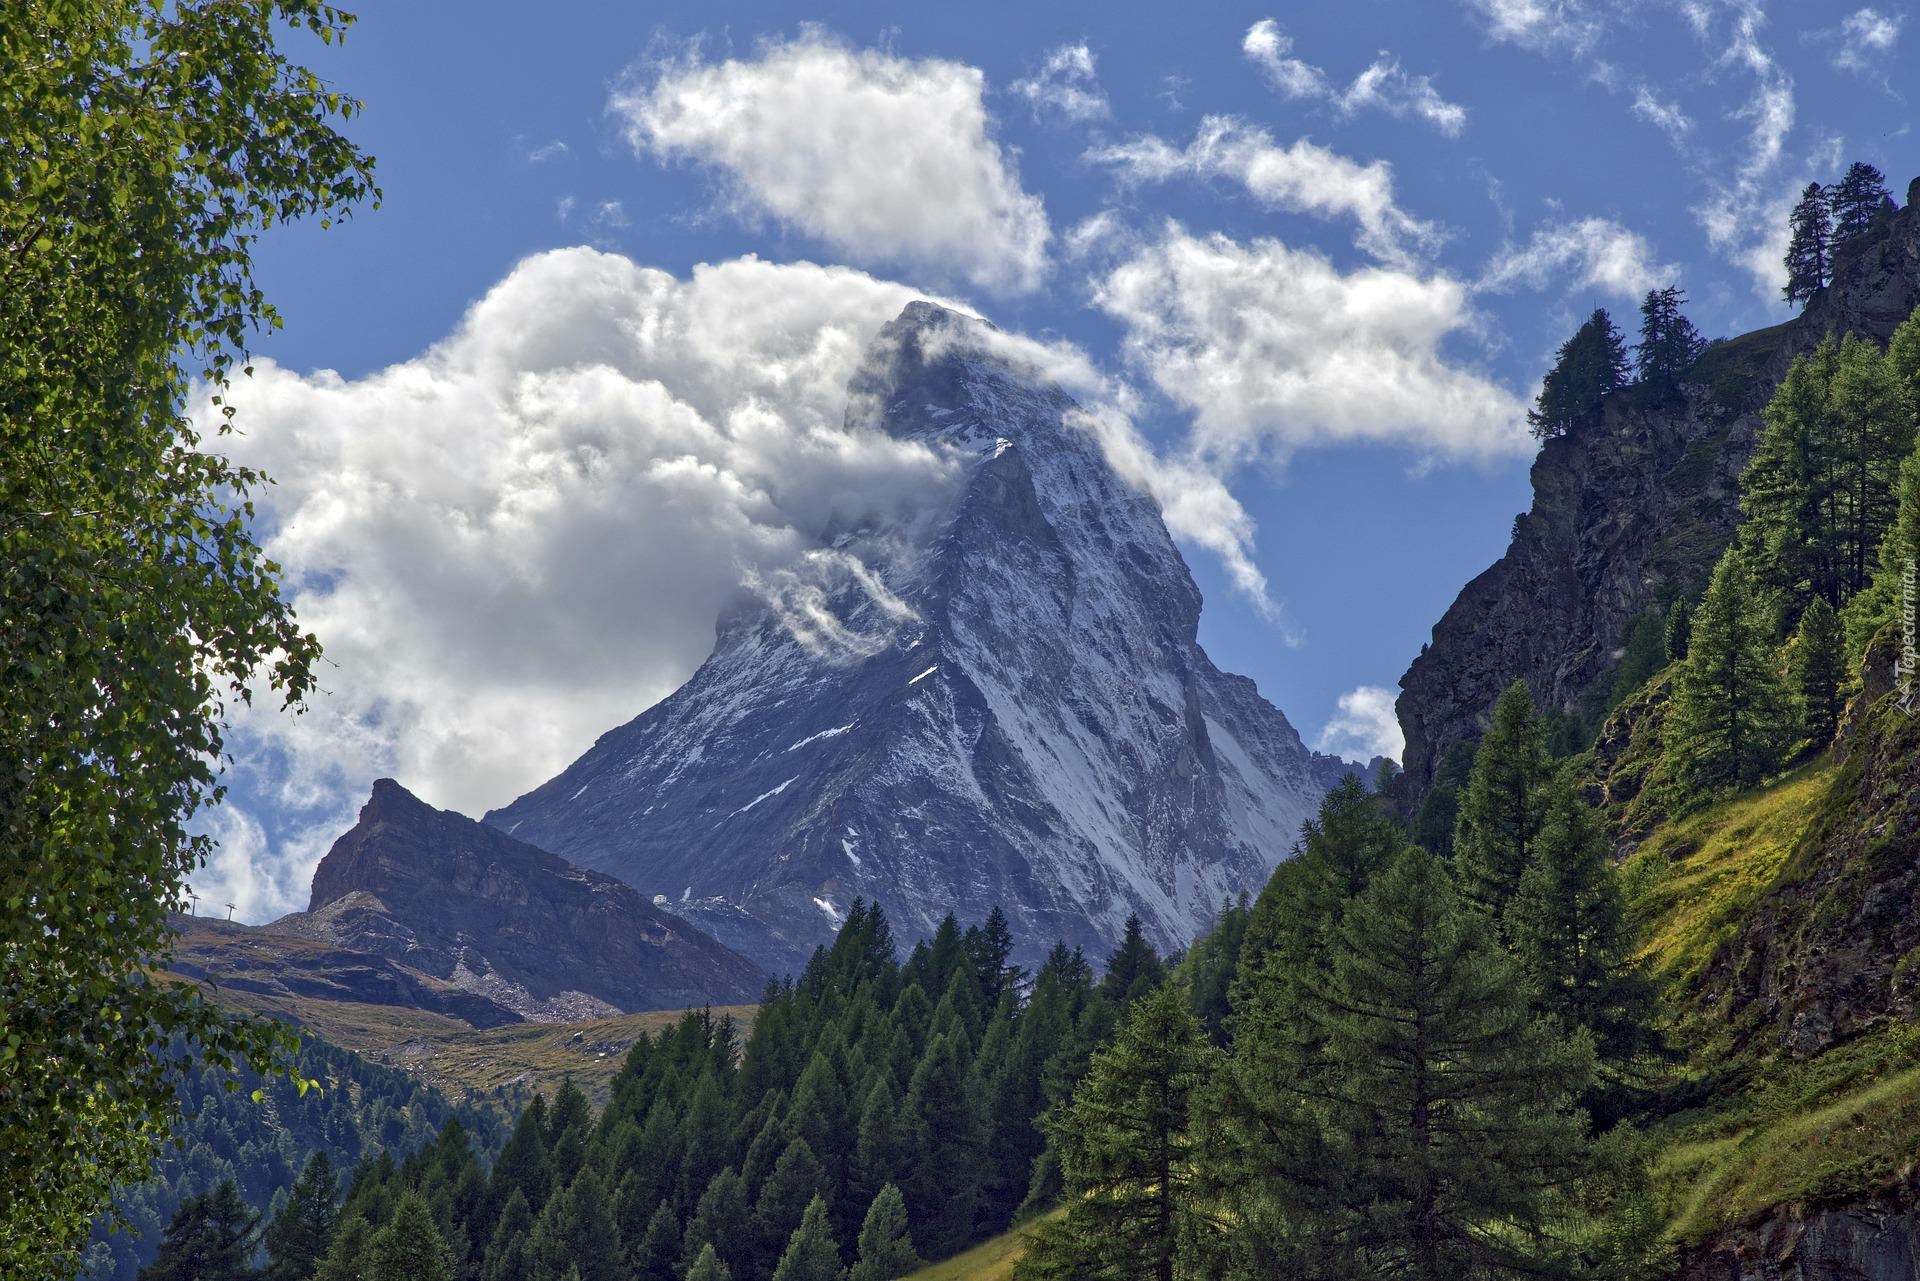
1397, 188, 1920, 797
487, 302, 1358, 974
266, 779, 764, 1020
1679, 1178, 1920, 1281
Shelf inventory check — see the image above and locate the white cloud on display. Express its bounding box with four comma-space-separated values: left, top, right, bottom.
1010, 43, 1110, 122
1089, 116, 1438, 265
1243, 21, 1467, 136
1478, 217, 1675, 299
1631, 87, 1694, 145
612, 31, 1050, 294
1316, 686, 1405, 762
1462, 0, 1604, 52
1092, 224, 1531, 467
1826, 8, 1903, 72
1690, 2, 1799, 298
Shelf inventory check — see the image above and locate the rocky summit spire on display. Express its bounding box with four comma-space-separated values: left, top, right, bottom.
486, 302, 1358, 974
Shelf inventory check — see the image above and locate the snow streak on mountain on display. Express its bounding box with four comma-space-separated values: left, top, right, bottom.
487, 303, 1357, 972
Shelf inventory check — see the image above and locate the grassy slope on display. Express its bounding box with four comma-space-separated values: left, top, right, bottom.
902, 1216, 1053, 1281
1622, 756, 1920, 1242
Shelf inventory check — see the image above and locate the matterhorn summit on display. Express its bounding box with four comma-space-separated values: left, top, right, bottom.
487, 302, 1357, 972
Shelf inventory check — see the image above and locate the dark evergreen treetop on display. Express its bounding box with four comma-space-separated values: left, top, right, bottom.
1784, 181, 1834, 306
1634, 286, 1709, 392
1528, 308, 1630, 439
1831, 161, 1891, 243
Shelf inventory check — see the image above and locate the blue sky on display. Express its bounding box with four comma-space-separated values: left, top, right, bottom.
201, 0, 1915, 918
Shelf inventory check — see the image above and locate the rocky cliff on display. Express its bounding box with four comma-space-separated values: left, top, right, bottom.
1680, 1178, 1920, 1281
1397, 181, 1920, 796
487, 302, 1358, 974
266, 779, 764, 1020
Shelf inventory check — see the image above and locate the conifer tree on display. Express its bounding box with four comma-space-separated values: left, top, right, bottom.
139, 1181, 261, 1281
364, 1193, 452, 1281
1634, 286, 1708, 391
1101, 914, 1166, 1012
902, 1030, 985, 1259
1831, 334, 1913, 593
684, 1243, 733, 1281
1784, 181, 1834, 305
486, 1094, 553, 1220
1311, 849, 1592, 1279
632, 1201, 682, 1281
480, 1189, 534, 1281
1666, 545, 1792, 793
1453, 680, 1551, 921
682, 1168, 748, 1280
1665, 597, 1694, 660
771, 1196, 843, 1281
848, 1185, 920, 1281
1790, 596, 1846, 747
754, 1139, 832, 1275
529, 1167, 622, 1281
1016, 986, 1215, 1281
263, 1151, 340, 1281
314, 1216, 374, 1281
1508, 775, 1652, 1068
1528, 308, 1630, 438
1413, 739, 1479, 859
1831, 161, 1891, 242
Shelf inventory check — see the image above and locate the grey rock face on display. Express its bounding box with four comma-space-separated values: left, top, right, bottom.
1397, 191, 1920, 797
487, 303, 1356, 974
1679, 1182, 1920, 1281
269, 779, 766, 1019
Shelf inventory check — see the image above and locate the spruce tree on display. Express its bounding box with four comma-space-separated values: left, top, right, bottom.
902, 1030, 985, 1259
529, 1167, 622, 1281
632, 1201, 682, 1281
1634, 286, 1708, 391
1784, 181, 1833, 305
681, 1168, 748, 1279
480, 1189, 534, 1281
848, 1185, 920, 1281
1831, 161, 1890, 242
1508, 775, 1652, 1068
1666, 545, 1793, 794
1528, 308, 1629, 438
139, 1181, 261, 1281
364, 1193, 453, 1281
1312, 848, 1592, 1279
770, 1196, 843, 1281
1830, 334, 1913, 594
684, 1243, 733, 1281
263, 1151, 339, 1281
314, 1216, 374, 1281
1452, 680, 1551, 921
1101, 914, 1166, 1012
1015, 985, 1214, 1281
753, 1139, 832, 1275
1789, 596, 1846, 747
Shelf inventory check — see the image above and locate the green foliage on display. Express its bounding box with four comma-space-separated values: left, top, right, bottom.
1634, 286, 1709, 392
1413, 739, 1478, 858
1784, 181, 1834, 305
1610, 608, 1671, 711
0, 2, 375, 1270
1664, 597, 1693, 660
1178, 897, 1250, 1046
1787, 596, 1845, 748
1664, 545, 1793, 797
364, 1193, 451, 1281
137, 1181, 259, 1281
771, 1196, 843, 1281
261, 1151, 339, 1281
849, 1185, 920, 1281
1453, 681, 1551, 921
1830, 161, 1890, 242
1100, 915, 1166, 1013
1015, 986, 1214, 1281
684, 1243, 733, 1281
313, 1215, 372, 1281
1529, 307, 1631, 439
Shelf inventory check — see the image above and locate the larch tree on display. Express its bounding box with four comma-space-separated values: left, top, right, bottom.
770, 1196, 844, 1281
1784, 181, 1834, 305
848, 1184, 920, 1281
1788, 596, 1846, 748
1634, 286, 1709, 391
1528, 307, 1631, 439
1831, 161, 1891, 242
1666, 545, 1793, 794
262, 1151, 341, 1281
1453, 681, 1552, 923
364, 1193, 452, 1281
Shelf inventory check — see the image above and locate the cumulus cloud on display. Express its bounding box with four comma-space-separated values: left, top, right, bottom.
1462, 0, 1604, 52
1242, 21, 1467, 136
612, 31, 1050, 294
1316, 686, 1405, 763
1010, 43, 1109, 122
1089, 116, 1438, 265
1477, 217, 1675, 299
1092, 224, 1531, 467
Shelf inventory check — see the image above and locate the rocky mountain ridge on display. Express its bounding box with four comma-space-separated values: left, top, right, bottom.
1397, 179, 1920, 797
487, 302, 1359, 973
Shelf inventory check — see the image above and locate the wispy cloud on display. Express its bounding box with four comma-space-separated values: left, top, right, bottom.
1691, 1, 1799, 299
1630, 87, 1694, 145
1010, 43, 1110, 122
1826, 7, 1904, 73
1460, 0, 1604, 53
1243, 20, 1468, 136
1478, 217, 1675, 299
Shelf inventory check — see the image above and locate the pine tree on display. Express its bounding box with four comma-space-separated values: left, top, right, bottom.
684, 1243, 733, 1281
1789, 596, 1846, 747
139, 1181, 261, 1281
1452, 680, 1551, 920
1528, 307, 1630, 438
314, 1216, 374, 1281
1665, 597, 1694, 660
770, 1196, 843, 1281
1508, 774, 1653, 1069
1666, 545, 1793, 794
1310, 848, 1592, 1279
364, 1193, 452, 1281
263, 1151, 340, 1281
1831, 161, 1891, 242
1015, 986, 1215, 1281
848, 1185, 920, 1281
1784, 181, 1834, 305
1634, 286, 1708, 391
